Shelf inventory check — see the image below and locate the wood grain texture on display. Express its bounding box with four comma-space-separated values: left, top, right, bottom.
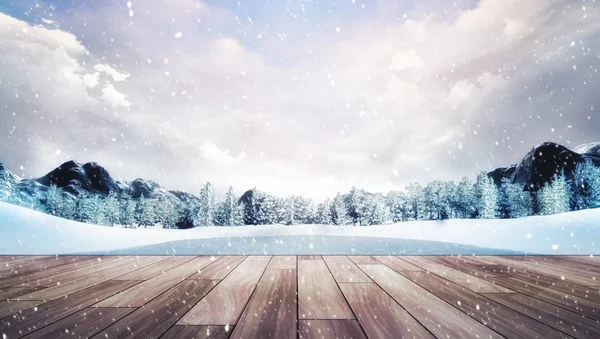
0, 300, 41, 319
401, 270, 571, 339
161, 325, 233, 339
482, 275, 600, 321
16, 256, 164, 301
373, 256, 422, 271
113, 256, 194, 280
91, 280, 216, 339
95, 256, 217, 307
484, 292, 600, 339
359, 264, 503, 339
339, 282, 434, 339
178, 257, 271, 325
21, 307, 134, 339
189, 256, 247, 280
298, 256, 322, 260
299, 320, 366, 339
0, 286, 40, 300
424, 255, 501, 279
298, 259, 354, 320
0, 256, 94, 283
400, 256, 513, 293
6, 256, 121, 288
0, 256, 103, 288
479, 256, 600, 286
323, 256, 371, 283
268, 256, 296, 269
230, 269, 297, 339
0, 280, 139, 338
346, 256, 379, 265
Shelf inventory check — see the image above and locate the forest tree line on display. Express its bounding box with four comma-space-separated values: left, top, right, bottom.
0, 159, 599, 228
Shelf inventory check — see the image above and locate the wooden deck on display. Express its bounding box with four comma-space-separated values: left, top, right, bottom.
1, 255, 600, 338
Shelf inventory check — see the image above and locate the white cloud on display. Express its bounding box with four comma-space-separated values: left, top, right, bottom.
1, 0, 599, 200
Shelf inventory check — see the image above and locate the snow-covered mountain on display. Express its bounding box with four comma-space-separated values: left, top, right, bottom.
488, 141, 600, 190
0, 159, 198, 204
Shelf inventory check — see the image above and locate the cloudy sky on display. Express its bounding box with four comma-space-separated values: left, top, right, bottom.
0, 0, 599, 200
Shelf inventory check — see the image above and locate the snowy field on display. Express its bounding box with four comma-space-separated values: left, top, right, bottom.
0, 202, 599, 255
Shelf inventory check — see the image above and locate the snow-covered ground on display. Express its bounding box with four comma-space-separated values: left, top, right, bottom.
1, 202, 599, 255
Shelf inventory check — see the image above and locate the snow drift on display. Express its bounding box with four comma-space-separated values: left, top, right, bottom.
0, 202, 599, 255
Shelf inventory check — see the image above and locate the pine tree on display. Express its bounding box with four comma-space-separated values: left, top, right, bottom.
0, 171, 10, 202
103, 192, 121, 226
331, 192, 349, 225
346, 187, 367, 225
45, 185, 64, 217
497, 178, 530, 218
243, 188, 259, 225
572, 159, 600, 210
283, 195, 297, 225
136, 194, 157, 227
474, 172, 498, 219
216, 187, 243, 226
455, 177, 475, 218
119, 198, 136, 227
405, 182, 425, 220
363, 194, 387, 225
155, 197, 179, 228
539, 173, 571, 215
315, 198, 333, 224
195, 182, 216, 226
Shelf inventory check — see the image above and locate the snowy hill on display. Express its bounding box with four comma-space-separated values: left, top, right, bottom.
1, 202, 599, 255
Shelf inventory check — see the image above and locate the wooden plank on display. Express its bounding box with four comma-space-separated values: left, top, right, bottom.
339, 282, 434, 339
323, 256, 371, 283
537, 256, 600, 276
474, 263, 600, 306
400, 256, 513, 293
401, 270, 570, 339
373, 255, 422, 271
21, 307, 134, 339
298, 259, 354, 320
346, 256, 379, 265
299, 320, 366, 339
113, 256, 194, 280
424, 256, 501, 279
94, 256, 217, 307
268, 256, 296, 269
0, 256, 95, 284
484, 293, 600, 339
178, 257, 271, 325
0, 256, 109, 288
0, 286, 40, 300
558, 256, 600, 268
230, 269, 297, 339
299, 256, 322, 260
91, 280, 215, 339
161, 325, 232, 339
479, 256, 600, 286
482, 275, 600, 321
358, 264, 503, 339
189, 256, 246, 280
0, 300, 41, 319
13, 256, 132, 289
0, 280, 139, 338
16, 256, 164, 301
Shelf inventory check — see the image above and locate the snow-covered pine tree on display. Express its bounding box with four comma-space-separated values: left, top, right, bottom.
539, 173, 571, 215
331, 192, 349, 225
405, 182, 425, 220
216, 187, 242, 226
136, 194, 157, 227
283, 195, 297, 225
440, 181, 456, 219
454, 177, 475, 218
315, 198, 333, 224
195, 182, 216, 226
363, 193, 387, 225
474, 172, 498, 219
155, 196, 179, 228
45, 185, 64, 217
103, 191, 121, 226
119, 198, 136, 227
572, 159, 600, 210
256, 192, 278, 225
242, 188, 259, 225
0, 171, 10, 202
345, 187, 367, 225
497, 178, 530, 218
